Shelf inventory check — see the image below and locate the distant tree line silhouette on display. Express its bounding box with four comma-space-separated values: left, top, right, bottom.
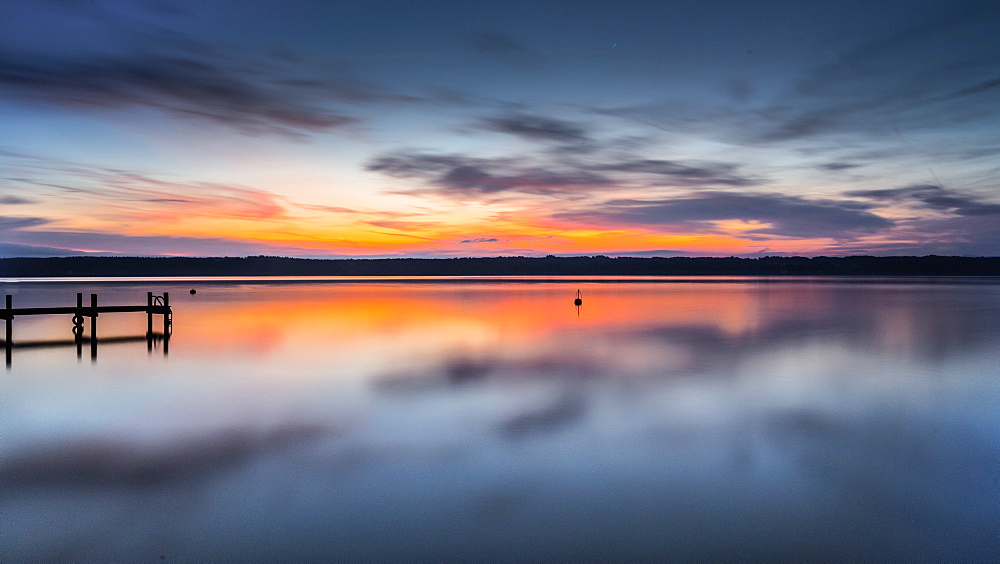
3, 255, 1000, 277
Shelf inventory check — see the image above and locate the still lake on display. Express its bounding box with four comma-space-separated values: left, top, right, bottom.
2, 277, 998, 560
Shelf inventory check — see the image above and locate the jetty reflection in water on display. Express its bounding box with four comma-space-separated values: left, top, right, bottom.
1, 278, 998, 560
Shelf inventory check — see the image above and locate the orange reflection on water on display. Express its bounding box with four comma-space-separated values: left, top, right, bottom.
166, 281, 841, 371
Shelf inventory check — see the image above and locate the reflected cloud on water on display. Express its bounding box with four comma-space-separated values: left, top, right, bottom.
0, 422, 328, 492
1, 279, 998, 560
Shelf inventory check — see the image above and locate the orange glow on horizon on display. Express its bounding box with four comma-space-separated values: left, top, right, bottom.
23, 193, 855, 257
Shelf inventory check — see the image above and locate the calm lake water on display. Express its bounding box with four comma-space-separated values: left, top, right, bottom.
2, 277, 998, 560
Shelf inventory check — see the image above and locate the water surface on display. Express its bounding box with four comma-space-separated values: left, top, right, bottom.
2, 277, 998, 560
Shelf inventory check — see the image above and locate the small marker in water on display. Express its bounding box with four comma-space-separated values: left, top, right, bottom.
190, 289, 197, 295
574, 289, 583, 306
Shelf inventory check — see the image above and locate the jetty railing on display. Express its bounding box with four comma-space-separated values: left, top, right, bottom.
2, 292, 173, 367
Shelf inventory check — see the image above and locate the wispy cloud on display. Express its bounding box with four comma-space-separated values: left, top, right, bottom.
847, 184, 1000, 216
0, 4, 432, 138
821, 183, 1000, 255
0, 229, 319, 257
0, 150, 463, 256
0, 195, 34, 204
0, 215, 51, 231
480, 113, 591, 144
0, 242, 89, 258
592, 3, 999, 152
1, 1, 996, 258
818, 162, 861, 172
763, 3, 999, 144
0, 422, 326, 490
591, 159, 759, 187
0, 48, 365, 136
366, 148, 761, 200
468, 29, 540, 66
554, 192, 892, 239
2, 152, 294, 224
367, 152, 610, 199
364, 219, 434, 230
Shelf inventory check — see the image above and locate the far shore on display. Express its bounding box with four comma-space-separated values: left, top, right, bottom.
2, 255, 1000, 278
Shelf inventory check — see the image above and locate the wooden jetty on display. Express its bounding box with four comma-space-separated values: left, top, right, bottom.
2, 292, 173, 367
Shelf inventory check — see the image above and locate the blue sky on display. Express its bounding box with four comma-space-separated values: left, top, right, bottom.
1, 0, 998, 257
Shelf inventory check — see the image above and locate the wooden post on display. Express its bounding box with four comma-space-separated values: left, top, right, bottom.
75, 293, 83, 338
147, 292, 154, 334
162, 292, 170, 355
4, 295, 11, 368
4, 294, 11, 341
76, 292, 84, 359
162, 292, 170, 334
90, 293, 98, 360
5, 294, 11, 342
147, 292, 154, 351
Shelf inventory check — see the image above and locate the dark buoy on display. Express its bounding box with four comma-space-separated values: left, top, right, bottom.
190, 289, 197, 295
573, 289, 582, 306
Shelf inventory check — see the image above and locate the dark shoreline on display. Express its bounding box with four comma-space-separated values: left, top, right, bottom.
3, 255, 1000, 277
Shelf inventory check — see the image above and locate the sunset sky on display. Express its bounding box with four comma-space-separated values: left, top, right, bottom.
1, 0, 998, 258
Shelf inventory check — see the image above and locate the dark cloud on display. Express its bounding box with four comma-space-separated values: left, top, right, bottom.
441, 166, 607, 196
0, 47, 364, 135
555, 192, 892, 239
468, 30, 540, 65
818, 162, 861, 172
0, 0, 426, 132
367, 152, 609, 198
0, 242, 88, 258
0, 195, 34, 204
0, 215, 50, 230
460, 237, 499, 244
847, 184, 1000, 216
0, 37, 406, 133
846, 184, 945, 201
592, 159, 759, 187
480, 113, 590, 144
367, 153, 484, 177
367, 150, 763, 200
